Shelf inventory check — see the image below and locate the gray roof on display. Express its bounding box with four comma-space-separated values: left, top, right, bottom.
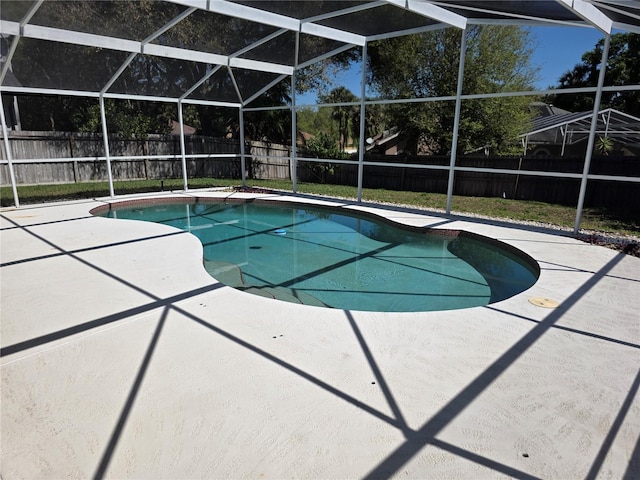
524, 108, 640, 147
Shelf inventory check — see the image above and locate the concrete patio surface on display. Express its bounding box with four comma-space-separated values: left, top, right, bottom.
1, 191, 639, 479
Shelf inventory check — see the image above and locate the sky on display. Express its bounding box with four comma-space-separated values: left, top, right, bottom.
296, 26, 607, 105
529, 26, 606, 89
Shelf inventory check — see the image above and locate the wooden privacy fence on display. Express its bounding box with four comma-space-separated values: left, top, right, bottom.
297, 154, 640, 210
2, 131, 638, 210
0, 131, 292, 184
249, 141, 292, 180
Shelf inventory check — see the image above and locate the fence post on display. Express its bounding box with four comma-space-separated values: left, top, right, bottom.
70, 134, 78, 183
141, 139, 148, 180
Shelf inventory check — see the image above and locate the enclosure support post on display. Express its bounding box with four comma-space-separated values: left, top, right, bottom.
291, 31, 300, 193
99, 95, 115, 198
446, 28, 467, 215
0, 94, 20, 207
574, 33, 610, 235
290, 72, 297, 193
178, 101, 188, 191
357, 42, 368, 203
239, 106, 247, 187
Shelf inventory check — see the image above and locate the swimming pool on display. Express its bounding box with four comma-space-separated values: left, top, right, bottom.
94, 199, 539, 312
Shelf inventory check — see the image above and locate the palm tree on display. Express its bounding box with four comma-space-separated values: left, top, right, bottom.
596, 136, 614, 155
319, 87, 358, 151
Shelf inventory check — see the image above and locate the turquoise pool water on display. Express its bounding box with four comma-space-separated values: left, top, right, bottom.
99, 201, 538, 312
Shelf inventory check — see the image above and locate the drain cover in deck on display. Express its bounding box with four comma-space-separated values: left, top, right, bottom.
528, 297, 559, 308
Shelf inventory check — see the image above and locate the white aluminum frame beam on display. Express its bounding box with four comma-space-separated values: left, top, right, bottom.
0, 80, 620, 111
299, 0, 382, 47
291, 31, 301, 193
468, 18, 584, 27
207, 0, 368, 46
574, 33, 611, 234
0, 0, 44, 84
303, 1, 387, 24
228, 66, 244, 104
385, 0, 467, 29
229, 57, 292, 75
180, 98, 241, 108
99, 95, 115, 198
0, 20, 19, 36
243, 74, 288, 106
300, 23, 366, 46
429, 0, 590, 28
5, 154, 637, 182
0, 153, 240, 165
102, 0, 194, 94
296, 44, 357, 70
180, 64, 223, 101
178, 101, 189, 191
101, 53, 137, 95
23, 23, 140, 52
166, 0, 207, 9
229, 28, 289, 60
0, 37, 20, 87
0, 94, 20, 207
366, 23, 451, 42
3, 21, 294, 76
446, 28, 467, 214
558, 0, 613, 33
594, 1, 640, 23
239, 106, 247, 187
207, 0, 299, 31
611, 21, 640, 34
356, 42, 368, 202
0, 86, 100, 98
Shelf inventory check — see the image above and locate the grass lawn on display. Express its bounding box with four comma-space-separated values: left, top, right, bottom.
1, 178, 638, 237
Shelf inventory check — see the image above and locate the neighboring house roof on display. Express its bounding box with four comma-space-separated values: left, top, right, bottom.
375, 130, 401, 147
170, 120, 196, 136
522, 108, 640, 148
297, 130, 314, 145
529, 101, 572, 118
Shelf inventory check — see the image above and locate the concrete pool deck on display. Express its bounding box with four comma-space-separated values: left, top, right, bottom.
1, 190, 639, 479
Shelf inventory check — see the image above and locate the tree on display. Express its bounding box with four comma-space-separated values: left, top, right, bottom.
304, 132, 348, 160
367, 26, 537, 155
10, 0, 356, 141
318, 87, 359, 151
296, 107, 337, 139
548, 33, 640, 116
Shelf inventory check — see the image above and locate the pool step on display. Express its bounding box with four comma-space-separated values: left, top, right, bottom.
244, 286, 328, 307
203, 260, 244, 287
203, 259, 328, 307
